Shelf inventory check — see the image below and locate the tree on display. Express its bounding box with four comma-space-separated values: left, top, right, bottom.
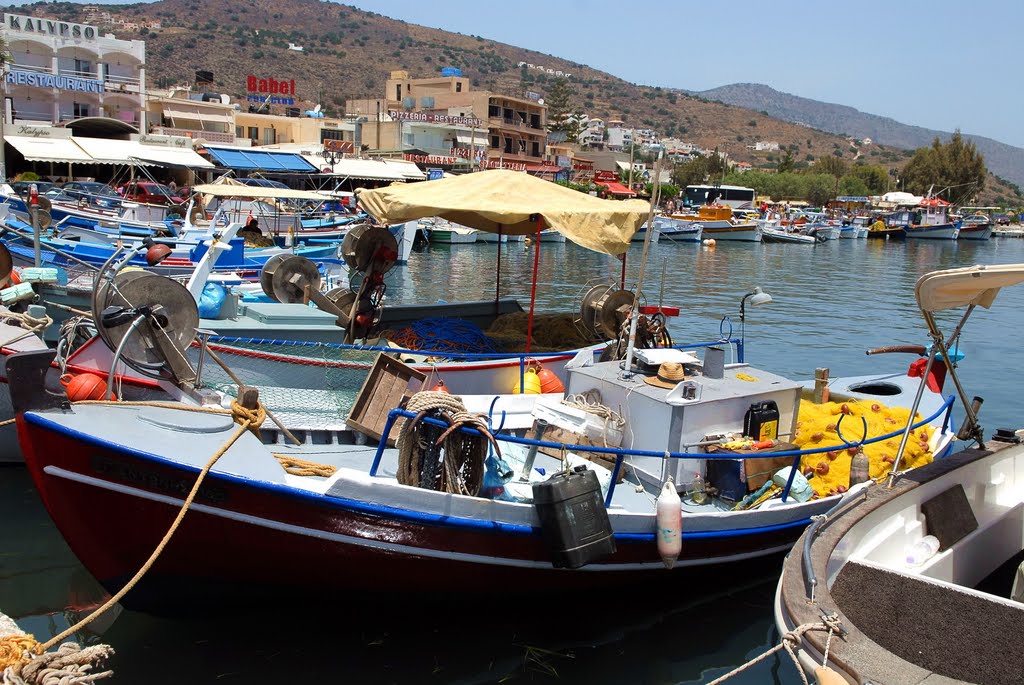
813, 155, 848, 179
671, 152, 726, 188
777, 148, 795, 173
849, 164, 889, 194
901, 131, 986, 201
545, 77, 582, 141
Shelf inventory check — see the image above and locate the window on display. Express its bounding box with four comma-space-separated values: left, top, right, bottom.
73, 58, 92, 75
488, 104, 500, 118
504, 137, 513, 154
395, 85, 401, 101
73, 102, 90, 118
321, 129, 345, 142
531, 142, 540, 157
262, 127, 276, 145
236, 126, 243, 139
530, 113, 540, 129
490, 135, 499, 149
455, 82, 462, 92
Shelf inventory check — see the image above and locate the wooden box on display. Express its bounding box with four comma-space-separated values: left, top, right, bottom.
346, 354, 426, 446
536, 424, 626, 480
705, 442, 798, 491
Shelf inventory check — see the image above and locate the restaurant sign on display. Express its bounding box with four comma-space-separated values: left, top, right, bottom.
389, 110, 483, 127
3, 14, 98, 39
6, 69, 102, 94
404, 153, 458, 166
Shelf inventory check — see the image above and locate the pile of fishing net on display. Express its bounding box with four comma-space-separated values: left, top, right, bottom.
385, 318, 498, 355
792, 397, 935, 497
485, 312, 597, 352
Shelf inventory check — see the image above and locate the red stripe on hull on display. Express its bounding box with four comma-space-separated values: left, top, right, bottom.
19, 416, 801, 608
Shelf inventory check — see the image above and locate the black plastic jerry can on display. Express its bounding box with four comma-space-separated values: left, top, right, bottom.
744, 400, 780, 441
532, 467, 616, 569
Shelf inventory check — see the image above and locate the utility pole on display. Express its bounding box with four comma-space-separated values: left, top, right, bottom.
627, 139, 635, 190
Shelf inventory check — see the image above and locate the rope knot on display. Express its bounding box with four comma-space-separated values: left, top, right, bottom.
230, 399, 267, 435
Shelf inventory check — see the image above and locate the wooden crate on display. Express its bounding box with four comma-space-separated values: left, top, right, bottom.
346, 354, 426, 446
705, 442, 798, 491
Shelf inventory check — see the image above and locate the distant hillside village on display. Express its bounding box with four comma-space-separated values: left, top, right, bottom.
0, 6, 1005, 207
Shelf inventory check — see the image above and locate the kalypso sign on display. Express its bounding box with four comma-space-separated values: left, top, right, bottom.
3, 14, 98, 40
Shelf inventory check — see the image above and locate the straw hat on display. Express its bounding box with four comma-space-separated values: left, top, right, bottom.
644, 361, 686, 389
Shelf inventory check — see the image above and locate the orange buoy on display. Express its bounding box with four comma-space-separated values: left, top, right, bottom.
432, 379, 450, 393
60, 373, 110, 401
9, 269, 20, 286
536, 366, 565, 393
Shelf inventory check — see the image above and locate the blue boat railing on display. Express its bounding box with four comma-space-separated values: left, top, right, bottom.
366, 394, 955, 507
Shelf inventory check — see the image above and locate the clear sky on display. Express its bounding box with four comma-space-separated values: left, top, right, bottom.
344, 0, 1023, 148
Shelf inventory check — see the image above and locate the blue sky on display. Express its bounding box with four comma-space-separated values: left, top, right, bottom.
347, 0, 1023, 148
63, 0, 1023, 147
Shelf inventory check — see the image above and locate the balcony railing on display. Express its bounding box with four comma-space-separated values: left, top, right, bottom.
152, 126, 235, 144
489, 116, 544, 133
10, 62, 141, 87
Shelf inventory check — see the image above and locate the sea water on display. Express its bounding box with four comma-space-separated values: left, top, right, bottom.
3, 236, 1024, 684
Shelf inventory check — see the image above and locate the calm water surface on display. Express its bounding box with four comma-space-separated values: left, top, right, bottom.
3, 236, 1024, 684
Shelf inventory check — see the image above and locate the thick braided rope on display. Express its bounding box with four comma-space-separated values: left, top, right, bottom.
703, 621, 830, 685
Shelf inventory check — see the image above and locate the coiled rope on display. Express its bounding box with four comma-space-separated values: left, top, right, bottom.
0, 396, 268, 673
0, 310, 53, 350
396, 391, 499, 496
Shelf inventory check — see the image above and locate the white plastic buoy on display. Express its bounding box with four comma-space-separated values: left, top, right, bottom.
656, 477, 682, 569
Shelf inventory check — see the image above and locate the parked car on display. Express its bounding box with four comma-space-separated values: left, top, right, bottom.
61, 181, 122, 209
10, 181, 59, 198
994, 213, 1011, 226
116, 181, 185, 206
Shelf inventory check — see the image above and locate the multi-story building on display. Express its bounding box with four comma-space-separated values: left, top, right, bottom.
348, 70, 547, 169
2, 12, 146, 131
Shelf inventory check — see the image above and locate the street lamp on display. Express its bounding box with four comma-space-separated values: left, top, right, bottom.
739, 286, 773, 360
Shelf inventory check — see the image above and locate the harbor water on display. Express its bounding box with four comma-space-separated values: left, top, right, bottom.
4, 236, 1024, 683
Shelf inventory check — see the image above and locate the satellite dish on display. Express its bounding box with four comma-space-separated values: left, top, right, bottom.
537, 98, 544, 105
313, 104, 322, 113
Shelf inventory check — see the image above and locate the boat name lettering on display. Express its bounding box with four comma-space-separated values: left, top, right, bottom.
5, 69, 103, 93
246, 75, 296, 96
90, 455, 228, 504
388, 110, 483, 127
3, 14, 97, 39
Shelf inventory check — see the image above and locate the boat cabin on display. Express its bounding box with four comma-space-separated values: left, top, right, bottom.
916, 197, 951, 226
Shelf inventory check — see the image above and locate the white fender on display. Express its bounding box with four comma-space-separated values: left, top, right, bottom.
656, 477, 682, 569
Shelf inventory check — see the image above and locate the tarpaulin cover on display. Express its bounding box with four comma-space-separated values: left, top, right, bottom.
356, 169, 651, 255
915, 263, 1024, 312
204, 146, 317, 172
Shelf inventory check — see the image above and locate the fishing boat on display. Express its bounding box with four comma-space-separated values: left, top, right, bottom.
425, 219, 479, 244
11, 171, 959, 610
904, 197, 960, 240
632, 222, 660, 243
509, 229, 567, 244
957, 213, 993, 241
775, 263, 1024, 685
654, 217, 703, 243
670, 205, 761, 242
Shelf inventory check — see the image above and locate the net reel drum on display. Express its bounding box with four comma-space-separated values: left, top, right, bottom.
577, 282, 636, 341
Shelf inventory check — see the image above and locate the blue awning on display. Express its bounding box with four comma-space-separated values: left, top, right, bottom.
203, 146, 317, 172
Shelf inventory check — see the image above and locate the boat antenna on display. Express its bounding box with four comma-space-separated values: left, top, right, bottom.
621, 152, 664, 378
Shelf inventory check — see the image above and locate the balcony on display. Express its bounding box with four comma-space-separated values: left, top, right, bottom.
489, 116, 545, 133
152, 126, 235, 144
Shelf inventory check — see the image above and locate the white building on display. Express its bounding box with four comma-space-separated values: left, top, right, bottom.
606, 126, 633, 151
750, 141, 780, 152
2, 13, 147, 132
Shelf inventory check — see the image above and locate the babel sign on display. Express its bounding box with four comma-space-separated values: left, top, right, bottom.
247, 75, 296, 96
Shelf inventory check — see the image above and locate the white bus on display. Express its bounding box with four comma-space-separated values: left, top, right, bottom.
684, 184, 756, 209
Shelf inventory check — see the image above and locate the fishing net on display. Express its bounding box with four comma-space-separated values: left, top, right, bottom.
793, 398, 935, 497
486, 312, 596, 352
384, 317, 498, 355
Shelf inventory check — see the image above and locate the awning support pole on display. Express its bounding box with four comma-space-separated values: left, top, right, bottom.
621, 155, 663, 378
620, 252, 626, 290
495, 225, 503, 314
524, 214, 543, 354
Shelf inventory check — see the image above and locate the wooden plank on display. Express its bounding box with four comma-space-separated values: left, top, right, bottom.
346, 354, 425, 445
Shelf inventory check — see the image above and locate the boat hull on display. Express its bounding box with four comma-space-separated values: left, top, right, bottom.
18, 412, 816, 609
701, 223, 761, 242
905, 223, 960, 240
958, 224, 992, 241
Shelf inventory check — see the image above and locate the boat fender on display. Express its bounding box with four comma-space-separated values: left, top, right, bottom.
656, 477, 682, 569
814, 666, 847, 685
536, 366, 565, 394
60, 373, 110, 402
432, 379, 450, 393
513, 367, 541, 394
146, 243, 173, 266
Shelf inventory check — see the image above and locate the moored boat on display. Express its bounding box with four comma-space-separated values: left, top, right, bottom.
958, 213, 993, 241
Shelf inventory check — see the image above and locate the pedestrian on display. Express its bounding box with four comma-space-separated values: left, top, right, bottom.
168, 179, 178, 193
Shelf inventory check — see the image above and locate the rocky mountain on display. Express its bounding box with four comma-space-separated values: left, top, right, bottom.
7, 1, 1020, 202
695, 83, 1024, 191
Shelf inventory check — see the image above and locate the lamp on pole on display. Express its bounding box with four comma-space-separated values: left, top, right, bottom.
739, 286, 773, 360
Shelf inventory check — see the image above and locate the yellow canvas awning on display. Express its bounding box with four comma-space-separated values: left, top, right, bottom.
916, 263, 1024, 312
357, 169, 650, 255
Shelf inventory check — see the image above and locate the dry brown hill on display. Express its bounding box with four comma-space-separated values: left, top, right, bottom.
11, 0, 1021, 203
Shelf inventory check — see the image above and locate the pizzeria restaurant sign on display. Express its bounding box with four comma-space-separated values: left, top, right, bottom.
389, 111, 483, 127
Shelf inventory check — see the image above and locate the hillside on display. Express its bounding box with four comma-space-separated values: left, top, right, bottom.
696, 83, 1024, 192
7, 1, 1021, 204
